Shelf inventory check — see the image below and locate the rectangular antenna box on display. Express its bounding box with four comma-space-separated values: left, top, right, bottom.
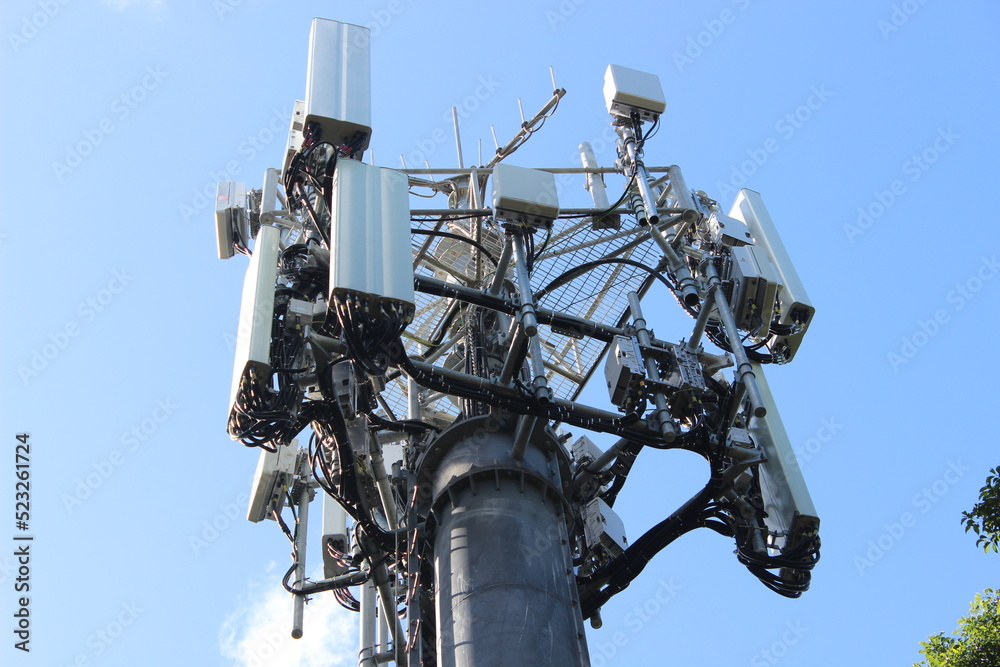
729, 243, 782, 342
707, 212, 753, 247
281, 100, 306, 179
229, 225, 280, 409
582, 498, 628, 558
748, 362, 819, 551
604, 335, 645, 409
571, 435, 604, 467
247, 441, 297, 523
322, 494, 349, 577
491, 163, 560, 226
728, 190, 815, 361
328, 159, 414, 306
215, 181, 247, 260
603, 64, 666, 120
305, 18, 372, 150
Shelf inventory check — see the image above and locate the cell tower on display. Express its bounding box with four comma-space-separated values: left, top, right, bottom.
215, 18, 820, 667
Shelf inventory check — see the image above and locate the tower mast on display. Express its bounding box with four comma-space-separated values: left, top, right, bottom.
216, 18, 821, 667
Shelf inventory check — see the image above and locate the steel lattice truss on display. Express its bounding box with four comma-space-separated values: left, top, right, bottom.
383, 209, 663, 421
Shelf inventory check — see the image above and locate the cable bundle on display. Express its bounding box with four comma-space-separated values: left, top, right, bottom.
332, 292, 414, 377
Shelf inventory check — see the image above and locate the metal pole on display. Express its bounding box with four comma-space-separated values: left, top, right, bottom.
420, 415, 590, 667
370, 446, 398, 531
617, 125, 660, 225
704, 264, 767, 419
614, 126, 700, 307
378, 602, 390, 657
579, 141, 620, 230
510, 230, 551, 404
405, 484, 423, 667
645, 221, 700, 307
487, 88, 566, 168
488, 234, 513, 295
359, 580, 377, 667
687, 284, 718, 352
357, 530, 406, 666
451, 107, 465, 169
408, 206, 685, 217
292, 477, 311, 640
509, 231, 539, 337
407, 378, 421, 422
627, 292, 678, 442
665, 164, 698, 216
579, 142, 613, 208
401, 165, 677, 175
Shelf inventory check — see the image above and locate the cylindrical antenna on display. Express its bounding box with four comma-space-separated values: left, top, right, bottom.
399, 154, 408, 169
490, 125, 500, 152
291, 481, 311, 639
549, 65, 558, 92
517, 98, 526, 125
359, 580, 377, 666
478, 138, 483, 167
451, 106, 465, 168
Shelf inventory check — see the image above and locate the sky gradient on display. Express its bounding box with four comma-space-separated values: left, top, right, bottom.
3, 1, 998, 665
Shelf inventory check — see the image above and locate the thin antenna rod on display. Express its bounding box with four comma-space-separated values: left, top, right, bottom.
399, 155, 408, 169
451, 106, 465, 169
490, 125, 500, 151
478, 138, 483, 167
549, 65, 558, 92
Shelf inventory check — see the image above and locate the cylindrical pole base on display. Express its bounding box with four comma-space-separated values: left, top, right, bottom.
419, 415, 589, 667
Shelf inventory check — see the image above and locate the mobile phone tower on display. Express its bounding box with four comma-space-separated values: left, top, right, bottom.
215, 18, 820, 667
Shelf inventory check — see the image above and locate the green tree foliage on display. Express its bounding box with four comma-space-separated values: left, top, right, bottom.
915, 590, 1000, 667
962, 467, 1000, 553
915, 466, 1000, 666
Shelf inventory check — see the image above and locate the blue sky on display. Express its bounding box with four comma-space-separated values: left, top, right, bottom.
2, 1, 998, 665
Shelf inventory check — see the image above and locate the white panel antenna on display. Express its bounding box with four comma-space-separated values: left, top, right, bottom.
491, 162, 560, 226
603, 64, 666, 120
215, 181, 247, 260
229, 224, 280, 409
729, 244, 783, 343
247, 440, 299, 523
321, 493, 350, 577
729, 190, 815, 361
281, 100, 306, 180
305, 19, 372, 151
748, 361, 819, 552
328, 159, 414, 306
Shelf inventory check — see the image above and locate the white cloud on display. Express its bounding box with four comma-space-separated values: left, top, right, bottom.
220, 570, 359, 667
